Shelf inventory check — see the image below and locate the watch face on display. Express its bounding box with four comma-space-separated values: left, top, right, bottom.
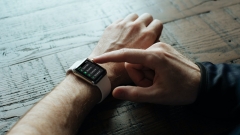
74, 59, 107, 84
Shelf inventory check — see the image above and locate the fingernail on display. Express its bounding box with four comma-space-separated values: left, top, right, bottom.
92, 57, 98, 62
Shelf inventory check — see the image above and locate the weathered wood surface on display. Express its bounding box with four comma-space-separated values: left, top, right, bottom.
0, 0, 240, 134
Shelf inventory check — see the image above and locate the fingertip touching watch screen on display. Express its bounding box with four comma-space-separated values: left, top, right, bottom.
74, 59, 107, 84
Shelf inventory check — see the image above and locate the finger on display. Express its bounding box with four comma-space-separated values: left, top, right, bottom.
112, 86, 153, 102
147, 19, 163, 40
125, 63, 153, 87
93, 49, 156, 69
135, 13, 153, 26
123, 13, 138, 22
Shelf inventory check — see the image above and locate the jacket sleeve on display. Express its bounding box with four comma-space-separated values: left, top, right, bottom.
192, 62, 240, 119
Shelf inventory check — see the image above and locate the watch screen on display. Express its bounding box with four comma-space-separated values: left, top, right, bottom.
75, 59, 106, 84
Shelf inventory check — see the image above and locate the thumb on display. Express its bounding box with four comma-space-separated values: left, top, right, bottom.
112, 86, 152, 102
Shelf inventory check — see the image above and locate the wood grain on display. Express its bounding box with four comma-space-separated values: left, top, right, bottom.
0, 0, 240, 134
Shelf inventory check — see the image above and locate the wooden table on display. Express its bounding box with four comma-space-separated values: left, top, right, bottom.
1, 0, 240, 134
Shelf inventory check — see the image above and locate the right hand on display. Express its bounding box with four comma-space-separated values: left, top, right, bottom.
94, 42, 201, 105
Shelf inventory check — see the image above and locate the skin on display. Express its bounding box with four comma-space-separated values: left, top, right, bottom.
94, 43, 201, 105
89, 13, 163, 88
7, 13, 163, 135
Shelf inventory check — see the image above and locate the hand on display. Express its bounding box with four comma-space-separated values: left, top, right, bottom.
93, 42, 201, 105
89, 13, 163, 88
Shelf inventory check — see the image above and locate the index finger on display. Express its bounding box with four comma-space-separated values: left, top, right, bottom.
93, 49, 155, 68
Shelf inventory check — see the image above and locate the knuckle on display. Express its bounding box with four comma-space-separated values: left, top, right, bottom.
142, 30, 154, 36
145, 53, 158, 64
154, 19, 163, 26
154, 42, 169, 49
156, 49, 167, 60
124, 22, 141, 33
146, 49, 166, 63
143, 13, 153, 19
145, 30, 157, 37
129, 21, 141, 29
140, 30, 156, 41
158, 51, 169, 63
131, 13, 139, 18
157, 48, 166, 55
145, 54, 155, 62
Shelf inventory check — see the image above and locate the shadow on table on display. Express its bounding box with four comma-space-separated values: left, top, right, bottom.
77, 95, 238, 135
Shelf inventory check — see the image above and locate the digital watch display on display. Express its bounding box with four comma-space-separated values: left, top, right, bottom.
74, 59, 107, 84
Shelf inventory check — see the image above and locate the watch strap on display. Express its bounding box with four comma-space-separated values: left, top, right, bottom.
96, 74, 111, 103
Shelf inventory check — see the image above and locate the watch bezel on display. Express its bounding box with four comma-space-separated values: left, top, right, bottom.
72, 58, 107, 85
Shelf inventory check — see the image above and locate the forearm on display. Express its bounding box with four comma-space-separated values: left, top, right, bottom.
7, 13, 163, 134
7, 73, 101, 135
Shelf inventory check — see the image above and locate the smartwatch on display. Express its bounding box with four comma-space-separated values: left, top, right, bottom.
67, 58, 111, 103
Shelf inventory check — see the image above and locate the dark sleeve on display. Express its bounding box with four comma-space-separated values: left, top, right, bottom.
192, 62, 240, 119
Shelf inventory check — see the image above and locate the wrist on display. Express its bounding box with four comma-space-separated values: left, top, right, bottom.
66, 58, 113, 103
8, 72, 102, 135
62, 72, 102, 104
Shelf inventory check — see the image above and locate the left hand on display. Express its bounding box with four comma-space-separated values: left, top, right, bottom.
89, 13, 163, 88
